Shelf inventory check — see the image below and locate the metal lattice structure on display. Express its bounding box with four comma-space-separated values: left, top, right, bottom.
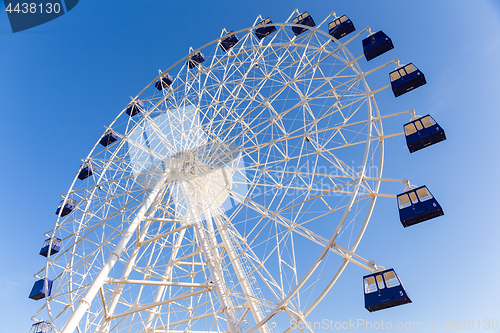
33, 10, 423, 333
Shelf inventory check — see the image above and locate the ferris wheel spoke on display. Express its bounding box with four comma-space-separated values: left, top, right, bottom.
196, 49, 357, 147
198, 53, 290, 140
233, 195, 334, 252
215, 218, 293, 327
103, 233, 203, 332
33, 12, 412, 332
105, 289, 211, 321
153, 301, 245, 332
207, 212, 274, 333
230, 201, 372, 278
226, 79, 363, 150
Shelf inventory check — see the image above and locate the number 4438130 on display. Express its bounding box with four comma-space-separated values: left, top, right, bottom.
5, 2, 61, 14
444, 319, 498, 329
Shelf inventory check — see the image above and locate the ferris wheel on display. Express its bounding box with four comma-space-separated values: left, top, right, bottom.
29, 9, 446, 333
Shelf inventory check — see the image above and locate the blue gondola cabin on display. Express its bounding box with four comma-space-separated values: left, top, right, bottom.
404, 115, 446, 153
78, 162, 93, 180
155, 74, 173, 91
187, 51, 205, 69
362, 31, 393, 61
255, 17, 277, 40
39, 238, 61, 257
397, 186, 444, 227
55, 198, 75, 217
364, 269, 411, 312
126, 100, 144, 117
292, 12, 315, 36
30, 321, 53, 333
390, 63, 426, 97
99, 130, 119, 147
220, 32, 239, 52
329, 15, 355, 40
29, 279, 53, 300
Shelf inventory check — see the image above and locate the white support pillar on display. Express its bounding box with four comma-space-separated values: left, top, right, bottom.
142, 227, 188, 330
211, 213, 270, 333
179, 179, 239, 333
60, 171, 170, 333
97, 180, 168, 333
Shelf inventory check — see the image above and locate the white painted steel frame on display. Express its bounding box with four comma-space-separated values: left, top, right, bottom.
32, 10, 414, 333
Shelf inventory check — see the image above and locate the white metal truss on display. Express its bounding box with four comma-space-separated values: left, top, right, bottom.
32, 10, 417, 333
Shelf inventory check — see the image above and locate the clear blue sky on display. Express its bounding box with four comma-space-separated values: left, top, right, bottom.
1, 1, 500, 332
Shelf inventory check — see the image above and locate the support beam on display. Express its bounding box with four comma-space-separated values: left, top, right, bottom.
105, 279, 211, 288
107, 289, 209, 320
143, 228, 189, 331
154, 305, 245, 330
60, 171, 170, 333
212, 212, 270, 333
179, 179, 239, 333
138, 224, 193, 246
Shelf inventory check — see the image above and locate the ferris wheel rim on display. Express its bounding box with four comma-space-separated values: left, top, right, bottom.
38, 13, 389, 333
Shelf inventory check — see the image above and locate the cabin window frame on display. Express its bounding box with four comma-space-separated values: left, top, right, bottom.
414, 121, 423, 131
420, 116, 436, 128
390, 71, 401, 82
404, 123, 417, 136
376, 274, 385, 290
58, 198, 76, 208
404, 64, 417, 74
409, 191, 418, 204
383, 270, 401, 288
294, 12, 310, 23
259, 17, 272, 25
398, 194, 412, 209
364, 276, 378, 294
416, 187, 433, 202
42, 238, 61, 249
